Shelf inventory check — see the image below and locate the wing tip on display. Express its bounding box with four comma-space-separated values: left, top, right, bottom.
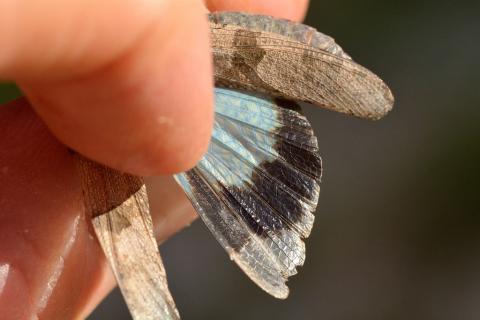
273, 287, 290, 299
350, 76, 394, 120
260, 280, 290, 300
370, 85, 395, 120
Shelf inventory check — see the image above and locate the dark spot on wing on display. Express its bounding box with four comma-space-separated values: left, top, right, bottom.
219, 99, 321, 243
112, 212, 132, 232
274, 98, 303, 113
220, 184, 282, 238
273, 99, 322, 181
224, 158, 315, 243
216, 29, 282, 97
274, 141, 322, 181
232, 30, 265, 65
185, 170, 250, 251
75, 155, 145, 218
260, 158, 319, 203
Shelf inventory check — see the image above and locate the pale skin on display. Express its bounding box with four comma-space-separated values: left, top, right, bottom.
0, 0, 309, 318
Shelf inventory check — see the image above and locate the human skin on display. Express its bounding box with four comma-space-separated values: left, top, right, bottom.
0, 0, 308, 318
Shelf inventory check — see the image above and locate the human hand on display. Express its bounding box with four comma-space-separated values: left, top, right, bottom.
0, 1, 308, 318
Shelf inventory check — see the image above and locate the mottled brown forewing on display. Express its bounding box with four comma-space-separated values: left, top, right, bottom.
209, 12, 394, 120
75, 156, 179, 320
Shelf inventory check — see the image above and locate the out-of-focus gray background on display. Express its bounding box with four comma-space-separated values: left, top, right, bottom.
2, 0, 479, 319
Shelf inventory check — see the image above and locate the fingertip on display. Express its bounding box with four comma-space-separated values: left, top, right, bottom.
118, 95, 214, 176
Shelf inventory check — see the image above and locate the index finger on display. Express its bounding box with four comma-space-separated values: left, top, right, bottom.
0, 0, 214, 176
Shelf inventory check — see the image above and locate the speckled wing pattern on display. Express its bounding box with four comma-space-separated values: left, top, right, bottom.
209, 12, 394, 120
76, 157, 180, 320
175, 88, 321, 298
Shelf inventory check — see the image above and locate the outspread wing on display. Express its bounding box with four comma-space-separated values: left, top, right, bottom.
209, 12, 394, 120
175, 88, 321, 298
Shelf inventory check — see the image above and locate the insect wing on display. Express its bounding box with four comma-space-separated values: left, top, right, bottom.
175, 88, 321, 298
209, 12, 394, 120
76, 157, 179, 320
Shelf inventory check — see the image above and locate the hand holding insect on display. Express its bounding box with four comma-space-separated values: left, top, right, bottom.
0, 1, 396, 313
78, 11, 393, 319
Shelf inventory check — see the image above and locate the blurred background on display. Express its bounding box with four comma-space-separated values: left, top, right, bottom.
1, 0, 479, 319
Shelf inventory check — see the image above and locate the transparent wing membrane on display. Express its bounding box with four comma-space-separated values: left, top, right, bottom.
175, 88, 321, 298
